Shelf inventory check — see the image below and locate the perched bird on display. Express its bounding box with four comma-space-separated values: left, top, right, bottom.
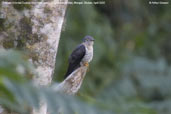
64, 36, 94, 79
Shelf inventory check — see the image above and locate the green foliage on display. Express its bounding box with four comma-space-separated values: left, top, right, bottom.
55, 0, 171, 114
0, 50, 113, 114
0, 50, 32, 107
0, 0, 171, 113
2, 79, 112, 114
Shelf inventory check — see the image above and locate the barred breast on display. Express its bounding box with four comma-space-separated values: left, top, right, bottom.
82, 45, 93, 63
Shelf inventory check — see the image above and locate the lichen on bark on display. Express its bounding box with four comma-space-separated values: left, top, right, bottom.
0, 0, 68, 114
0, 3, 34, 50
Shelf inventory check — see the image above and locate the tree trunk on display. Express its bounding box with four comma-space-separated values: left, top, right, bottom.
0, 0, 68, 114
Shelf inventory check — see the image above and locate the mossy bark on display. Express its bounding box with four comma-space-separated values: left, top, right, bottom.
0, 0, 68, 114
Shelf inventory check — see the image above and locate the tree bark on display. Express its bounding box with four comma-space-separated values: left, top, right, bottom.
53, 66, 88, 95
0, 0, 68, 114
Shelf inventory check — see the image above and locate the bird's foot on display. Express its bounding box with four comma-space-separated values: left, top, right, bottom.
83, 62, 89, 67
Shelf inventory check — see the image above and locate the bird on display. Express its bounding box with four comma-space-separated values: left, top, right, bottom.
64, 35, 94, 79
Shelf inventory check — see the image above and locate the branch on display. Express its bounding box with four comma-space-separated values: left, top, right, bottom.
52, 66, 88, 95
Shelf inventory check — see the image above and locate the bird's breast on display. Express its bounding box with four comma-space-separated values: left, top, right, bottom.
82, 46, 93, 63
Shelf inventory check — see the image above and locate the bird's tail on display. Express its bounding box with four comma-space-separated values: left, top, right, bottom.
64, 65, 80, 79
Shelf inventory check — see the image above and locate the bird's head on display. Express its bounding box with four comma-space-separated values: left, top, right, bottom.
82, 35, 94, 46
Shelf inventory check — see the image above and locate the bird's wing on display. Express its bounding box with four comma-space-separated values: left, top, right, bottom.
64, 44, 86, 78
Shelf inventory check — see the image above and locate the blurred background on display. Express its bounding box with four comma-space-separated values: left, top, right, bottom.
54, 0, 171, 113
0, 0, 171, 113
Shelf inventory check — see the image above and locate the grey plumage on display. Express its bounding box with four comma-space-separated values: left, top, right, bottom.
64, 44, 86, 78
64, 36, 94, 79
